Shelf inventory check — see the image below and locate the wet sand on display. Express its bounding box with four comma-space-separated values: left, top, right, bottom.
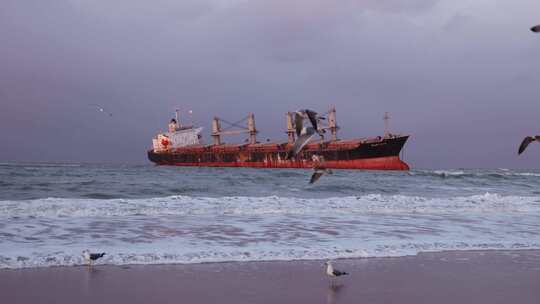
1, 250, 539, 304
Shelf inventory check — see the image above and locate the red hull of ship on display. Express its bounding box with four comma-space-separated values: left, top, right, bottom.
148, 136, 410, 171
153, 156, 408, 170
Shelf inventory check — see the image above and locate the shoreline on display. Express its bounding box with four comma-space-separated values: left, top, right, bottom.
2, 247, 540, 271
2, 249, 539, 304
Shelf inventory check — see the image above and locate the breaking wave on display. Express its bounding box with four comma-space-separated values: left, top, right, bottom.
1, 193, 540, 269
411, 169, 540, 179
2, 164, 540, 269
2, 241, 539, 269
1, 193, 539, 218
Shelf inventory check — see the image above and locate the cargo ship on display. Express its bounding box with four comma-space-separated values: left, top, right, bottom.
148, 107, 410, 170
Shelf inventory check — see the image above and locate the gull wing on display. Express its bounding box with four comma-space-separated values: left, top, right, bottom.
295, 112, 304, 137
289, 127, 315, 159
304, 109, 319, 131
531, 25, 540, 33
309, 170, 324, 184
332, 269, 349, 276
89, 252, 106, 260
518, 136, 536, 155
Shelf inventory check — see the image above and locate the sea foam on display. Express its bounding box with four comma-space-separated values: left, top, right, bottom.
1, 193, 539, 269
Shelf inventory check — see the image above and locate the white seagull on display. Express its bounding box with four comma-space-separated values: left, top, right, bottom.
82, 250, 106, 266
294, 109, 325, 137
92, 105, 113, 117
288, 108, 326, 159
288, 126, 316, 159
325, 261, 349, 284
310, 154, 333, 184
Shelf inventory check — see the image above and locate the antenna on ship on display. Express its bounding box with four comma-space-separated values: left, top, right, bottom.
175, 109, 181, 127
384, 112, 390, 137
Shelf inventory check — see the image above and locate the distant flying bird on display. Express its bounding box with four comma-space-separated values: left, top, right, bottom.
92, 105, 113, 117
288, 126, 316, 159
518, 136, 540, 155
531, 24, 540, 33
310, 154, 332, 184
325, 261, 349, 284
82, 250, 106, 266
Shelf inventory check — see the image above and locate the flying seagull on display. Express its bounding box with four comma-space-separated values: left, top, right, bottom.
294, 109, 325, 137
92, 105, 113, 117
518, 136, 540, 155
531, 24, 540, 33
325, 261, 349, 284
288, 126, 316, 159
82, 250, 106, 266
288, 108, 326, 159
310, 154, 332, 184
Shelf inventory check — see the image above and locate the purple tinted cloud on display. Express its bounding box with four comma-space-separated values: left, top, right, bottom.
1, 0, 540, 168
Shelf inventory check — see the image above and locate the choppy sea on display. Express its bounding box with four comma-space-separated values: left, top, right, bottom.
1, 162, 539, 269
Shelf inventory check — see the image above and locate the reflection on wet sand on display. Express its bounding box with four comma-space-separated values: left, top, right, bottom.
326, 283, 345, 304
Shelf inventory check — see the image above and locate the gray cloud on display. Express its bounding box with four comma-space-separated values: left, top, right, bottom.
1, 0, 540, 168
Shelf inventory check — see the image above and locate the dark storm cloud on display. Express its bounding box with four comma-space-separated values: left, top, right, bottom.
1, 0, 540, 168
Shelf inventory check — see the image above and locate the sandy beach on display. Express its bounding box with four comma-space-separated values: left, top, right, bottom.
1, 250, 539, 304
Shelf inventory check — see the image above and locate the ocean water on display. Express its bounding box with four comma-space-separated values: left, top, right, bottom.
1, 163, 540, 269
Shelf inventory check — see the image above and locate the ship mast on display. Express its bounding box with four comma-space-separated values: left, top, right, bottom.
211, 113, 258, 145
247, 113, 257, 145
328, 107, 338, 141
383, 112, 390, 137
175, 109, 181, 128
211, 117, 222, 145
286, 112, 296, 144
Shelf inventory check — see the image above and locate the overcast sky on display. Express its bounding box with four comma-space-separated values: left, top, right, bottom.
1, 0, 539, 168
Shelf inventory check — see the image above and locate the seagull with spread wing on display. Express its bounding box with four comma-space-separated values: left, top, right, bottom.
310, 154, 332, 184
288, 126, 316, 159
288, 109, 326, 159
92, 105, 113, 117
518, 136, 540, 155
294, 109, 324, 137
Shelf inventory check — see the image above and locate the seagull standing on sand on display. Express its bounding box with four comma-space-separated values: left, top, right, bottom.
518, 136, 540, 155
325, 261, 349, 284
83, 250, 106, 266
